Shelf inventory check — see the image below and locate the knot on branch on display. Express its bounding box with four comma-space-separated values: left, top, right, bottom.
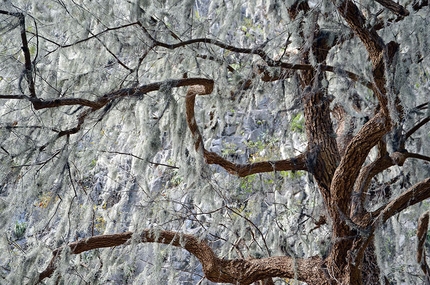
188, 84, 213, 96
390, 151, 407, 166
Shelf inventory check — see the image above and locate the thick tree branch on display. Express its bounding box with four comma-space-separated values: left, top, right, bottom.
406, 152, 430, 163
417, 211, 430, 284
351, 150, 430, 222
350, 154, 393, 220
333, 0, 385, 61
371, 178, 430, 224
375, 0, 409, 16
37, 230, 325, 285
185, 82, 308, 177
332, 112, 391, 217
332, 0, 399, 114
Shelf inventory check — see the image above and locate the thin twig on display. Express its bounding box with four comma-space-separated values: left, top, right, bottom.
99, 150, 179, 169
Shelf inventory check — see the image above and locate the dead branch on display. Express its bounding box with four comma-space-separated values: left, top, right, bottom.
37, 230, 325, 285
0, 94, 30, 99
99, 150, 179, 169
32, 21, 141, 50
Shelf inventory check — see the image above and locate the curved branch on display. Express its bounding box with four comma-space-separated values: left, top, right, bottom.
185, 82, 308, 177
351, 150, 430, 221
37, 229, 325, 285
140, 26, 373, 89
350, 154, 393, 220
20, 78, 214, 142
332, 112, 391, 216
404, 116, 430, 141
30, 77, 215, 110
371, 177, 430, 225
333, 1, 385, 60
332, 0, 398, 113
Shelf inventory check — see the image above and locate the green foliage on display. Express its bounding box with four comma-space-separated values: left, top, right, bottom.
290, 113, 305, 133
280, 170, 305, 180
245, 135, 280, 163
14, 221, 26, 239
222, 142, 239, 157
239, 174, 257, 194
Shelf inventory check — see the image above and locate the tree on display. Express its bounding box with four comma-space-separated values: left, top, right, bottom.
0, 0, 429, 284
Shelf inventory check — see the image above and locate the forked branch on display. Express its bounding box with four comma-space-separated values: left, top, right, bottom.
140, 24, 373, 89
371, 178, 430, 225
37, 230, 324, 285
24, 78, 213, 139
331, 112, 391, 216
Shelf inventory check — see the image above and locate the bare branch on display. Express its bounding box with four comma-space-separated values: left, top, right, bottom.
375, 0, 409, 16
0, 10, 36, 98
30, 77, 214, 110
406, 152, 430, 163
350, 154, 393, 220
185, 82, 308, 177
333, 1, 385, 61
37, 230, 325, 285
0, 94, 30, 99
332, 112, 391, 216
99, 150, 179, 169
140, 25, 373, 89
371, 178, 430, 224
417, 211, 430, 284
405, 116, 430, 141
30, 21, 141, 50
